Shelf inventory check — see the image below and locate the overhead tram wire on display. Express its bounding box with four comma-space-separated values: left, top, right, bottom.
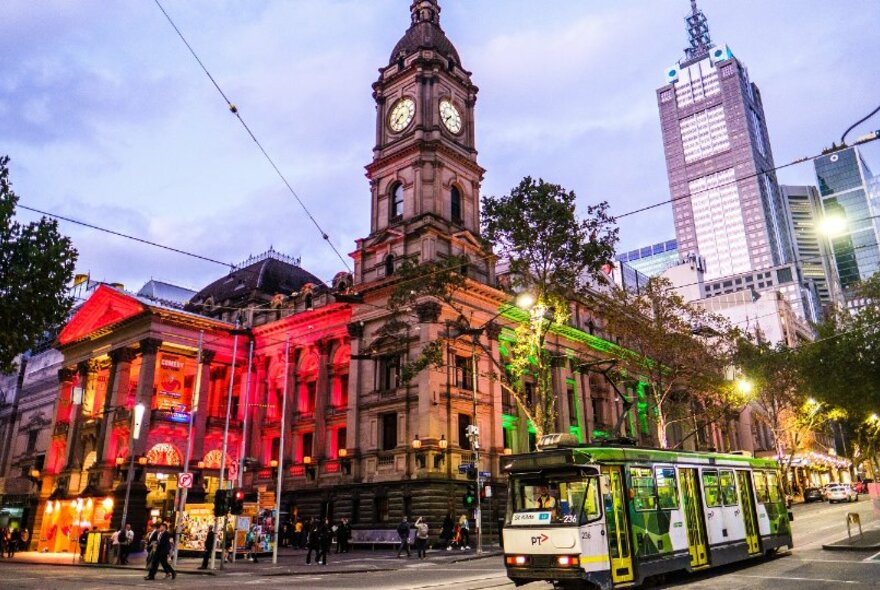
840, 103, 880, 146
151, 0, 352, 274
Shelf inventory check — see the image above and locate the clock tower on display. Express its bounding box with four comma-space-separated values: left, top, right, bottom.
353, 0, 493, 287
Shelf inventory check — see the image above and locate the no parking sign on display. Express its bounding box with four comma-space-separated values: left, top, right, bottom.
178, 472, 194, 489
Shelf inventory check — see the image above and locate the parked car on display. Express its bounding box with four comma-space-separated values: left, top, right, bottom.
803, 487, 824, 503
825, 484, 858, 503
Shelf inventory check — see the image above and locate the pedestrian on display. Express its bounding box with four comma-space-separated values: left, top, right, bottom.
318, 518, 332, 565
396, 516, 411, 558
440, 514, 454, 550
457, 514, 470, 550
414, 517, 429, 559
336, 517, 350, 553
144, 523, 176, 580
224, 524, 234, 563
119, 524, 134, 565
111, 528, 121, 564
198, 525, 215, 570
294, 518, 304, 549
305, 520, 320, 565
19, 528, 29, 552
78, 527, 90, 559
8, 528, 20, 558
0, 527, 7, 557
145, 523, 160, 570
248, 525, 261, 563
280, 522, 289, 548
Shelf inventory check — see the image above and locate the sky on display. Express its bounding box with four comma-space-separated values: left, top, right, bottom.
3, 0, 880, 294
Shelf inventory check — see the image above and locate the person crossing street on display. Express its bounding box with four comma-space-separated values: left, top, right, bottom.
396, 516, 411, 558
144, 523, 176, 581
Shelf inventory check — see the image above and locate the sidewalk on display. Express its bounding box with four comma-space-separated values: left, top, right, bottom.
822, 528, 880, 551
0, 545, 503, 577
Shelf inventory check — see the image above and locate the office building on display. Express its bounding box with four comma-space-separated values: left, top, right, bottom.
616, 239, 681, 277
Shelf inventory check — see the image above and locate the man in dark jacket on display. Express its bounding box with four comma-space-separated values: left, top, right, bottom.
144, 523, 176, 580
396, 517, 411, 558
335, 518, 351, 553
145, 522, 160, 570
317, 518, 332, 565
198, 525, 216, 570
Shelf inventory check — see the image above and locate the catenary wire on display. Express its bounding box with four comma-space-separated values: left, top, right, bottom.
151, 0, 351, 274
841, 104, 880, 145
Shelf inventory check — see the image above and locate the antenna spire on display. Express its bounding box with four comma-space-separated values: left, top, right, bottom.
684, 0, 713, 60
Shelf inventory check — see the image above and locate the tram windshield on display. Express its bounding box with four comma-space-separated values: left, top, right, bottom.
508, 471, 601, 526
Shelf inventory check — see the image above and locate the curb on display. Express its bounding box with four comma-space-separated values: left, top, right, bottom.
822, 542, 880, 551
0, 560, 216, 576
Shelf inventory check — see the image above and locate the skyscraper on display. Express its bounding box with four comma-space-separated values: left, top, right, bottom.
780, 184, 837, 311
813, 146, 880, 295
657, 1, 792, 281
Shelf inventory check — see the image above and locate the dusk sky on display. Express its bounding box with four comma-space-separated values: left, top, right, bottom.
4, 1, 879, 294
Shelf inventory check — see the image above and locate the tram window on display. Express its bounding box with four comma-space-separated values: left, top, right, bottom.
655, 467, 679, 509
584, 477, 602, 522
767, 472, 781, 503
702, 470, 722, 507
630, 466, 657, 511
510, 473, 601, 524
719, 470, 738, 505
753, 471, 770, 503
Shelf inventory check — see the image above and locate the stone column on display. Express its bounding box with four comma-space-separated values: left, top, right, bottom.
97, 348, 136, 466
282, 347, 296, 464
313, 339, 331, 461
346, 322, 364, 479
133, 338, 161, 457
190, 350, 214, 462
64, 360, 98, 470
249, 355, 269, 464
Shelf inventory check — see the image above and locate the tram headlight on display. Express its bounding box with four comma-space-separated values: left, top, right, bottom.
557, 555, 580, 567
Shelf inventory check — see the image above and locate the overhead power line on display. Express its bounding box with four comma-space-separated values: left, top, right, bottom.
151, 0, 352, 273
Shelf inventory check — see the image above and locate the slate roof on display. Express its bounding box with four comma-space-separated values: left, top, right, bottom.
136, 280, 197, 307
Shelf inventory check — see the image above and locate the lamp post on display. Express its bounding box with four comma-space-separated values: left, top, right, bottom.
119, 402, 146, 534
173, 331, 203, 566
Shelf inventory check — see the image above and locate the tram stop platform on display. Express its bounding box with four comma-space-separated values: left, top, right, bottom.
823, 528, 880, 551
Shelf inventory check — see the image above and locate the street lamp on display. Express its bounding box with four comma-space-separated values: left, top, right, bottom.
735, 378, 754, 396
120, 402, 146, 534
818, 214, 847, 238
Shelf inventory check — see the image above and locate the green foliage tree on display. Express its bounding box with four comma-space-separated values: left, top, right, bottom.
595, 277, 738, 448
0, 156, 77, 373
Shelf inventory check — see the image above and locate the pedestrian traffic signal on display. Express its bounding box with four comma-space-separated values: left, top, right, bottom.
230, 488, 245, 515
213, 489, 228, 517
463, 485, 476, 508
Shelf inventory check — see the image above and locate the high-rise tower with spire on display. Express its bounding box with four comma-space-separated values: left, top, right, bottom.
657, 1, 793, 283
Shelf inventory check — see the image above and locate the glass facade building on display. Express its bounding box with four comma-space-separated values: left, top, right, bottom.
813, 147, 880, 291
616, 239, 680, 277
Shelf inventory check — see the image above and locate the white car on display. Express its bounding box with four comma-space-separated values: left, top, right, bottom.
825, 484, 858, 503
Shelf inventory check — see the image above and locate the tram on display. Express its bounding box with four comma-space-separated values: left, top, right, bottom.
502, 434, 792, 589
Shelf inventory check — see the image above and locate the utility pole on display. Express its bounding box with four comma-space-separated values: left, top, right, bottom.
272, 336, 291, 564
174, 331, 203, 566
470, 335, 483, 555
214, 332, 239, 570
238, 339, 255, 488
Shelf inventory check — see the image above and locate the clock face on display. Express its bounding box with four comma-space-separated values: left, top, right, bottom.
388, 97, 416, 132
439, 99, 462, 134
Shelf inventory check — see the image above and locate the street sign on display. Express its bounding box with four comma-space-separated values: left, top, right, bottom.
479, 471, 491, 479
177, 472, 194, 489
458, 463, 474, 473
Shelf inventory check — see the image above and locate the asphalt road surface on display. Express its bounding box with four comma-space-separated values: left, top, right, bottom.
2, 500, 878, 589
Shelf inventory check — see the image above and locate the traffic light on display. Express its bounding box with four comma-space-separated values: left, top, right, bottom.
230, 488, 245, 515
466, 466, 477, 480
463, 484, 476, 508
213, 489, 228, 517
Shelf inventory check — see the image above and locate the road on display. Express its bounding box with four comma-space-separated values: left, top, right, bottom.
1, 500, 878, 589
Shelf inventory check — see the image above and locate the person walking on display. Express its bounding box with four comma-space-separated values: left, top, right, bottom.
246, 526, 261, 563
78, 527, 90, 559
414, 517, 429, 559
7, 528, 20, 558
198, 525, 215, 570
336, 518, 350, 554
145, 523, 160, 570
119, 524, 134, 565
294, 518, 304, 549
317, 519, 332, 565
0, 527, 7, 557
396, 516, 411, 558
144, 523, 176, 580
19, 528, 29, 553
457, 514, 470, 550
305, 520, 320, 565
223, 524, 234, 563
440, 514, 454, 550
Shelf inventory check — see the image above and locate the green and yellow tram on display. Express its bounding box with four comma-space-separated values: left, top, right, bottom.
502, 434, 792, 589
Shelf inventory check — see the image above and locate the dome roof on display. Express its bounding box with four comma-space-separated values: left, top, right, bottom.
389, 0, 460, 66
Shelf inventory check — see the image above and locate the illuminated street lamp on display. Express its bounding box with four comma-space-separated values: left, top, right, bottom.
818, 214, 847, 238
735, 378, 754, 396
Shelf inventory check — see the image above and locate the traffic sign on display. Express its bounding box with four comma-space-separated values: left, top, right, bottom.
177, 472, 194, 489
479, 471, 491, 479
458, 463, 474, 473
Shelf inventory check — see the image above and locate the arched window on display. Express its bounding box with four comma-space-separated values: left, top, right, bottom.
390, 183, 404, 220
385, 254, 395, 277
451, 186, 462, 223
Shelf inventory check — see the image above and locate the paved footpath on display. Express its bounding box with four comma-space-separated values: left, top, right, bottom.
0, 545, 503, 578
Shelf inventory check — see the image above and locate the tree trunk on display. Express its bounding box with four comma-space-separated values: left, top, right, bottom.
656, 406, 668, 449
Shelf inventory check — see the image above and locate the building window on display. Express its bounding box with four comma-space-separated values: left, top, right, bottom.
384, 254, 395, 277
297, 431, 313, 461
451, 186, 462, 223
26, 430, 39, 455
403, 496, 413, 519
374, 496, 389, 523
390, 183, 404, 220
591, 397, 602, 425
567, 386, 578, 426
378, 355, 400, 391
300, 381, 316, 413
454, 355, 473, 390
381, 412, 398, 451
270, 437, 280, 462
458, 413, 472, 450
335, 427, 347, 457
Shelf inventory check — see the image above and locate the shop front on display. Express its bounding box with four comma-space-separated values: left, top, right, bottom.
37, 496, 115, 553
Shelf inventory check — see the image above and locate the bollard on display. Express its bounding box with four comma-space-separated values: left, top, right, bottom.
846, 512, 862, 540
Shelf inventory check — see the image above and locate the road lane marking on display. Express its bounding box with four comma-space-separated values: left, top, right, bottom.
730, 573, 862, 584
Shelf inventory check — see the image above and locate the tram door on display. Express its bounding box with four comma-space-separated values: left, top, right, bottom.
679, 468, 709, 567
601, 466, 634, 584
737, 470, 761, 555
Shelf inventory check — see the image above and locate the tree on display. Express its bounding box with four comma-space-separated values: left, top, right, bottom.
594, 277, 737, 449
391, 177, 618, 440
0, 156, 77, 373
